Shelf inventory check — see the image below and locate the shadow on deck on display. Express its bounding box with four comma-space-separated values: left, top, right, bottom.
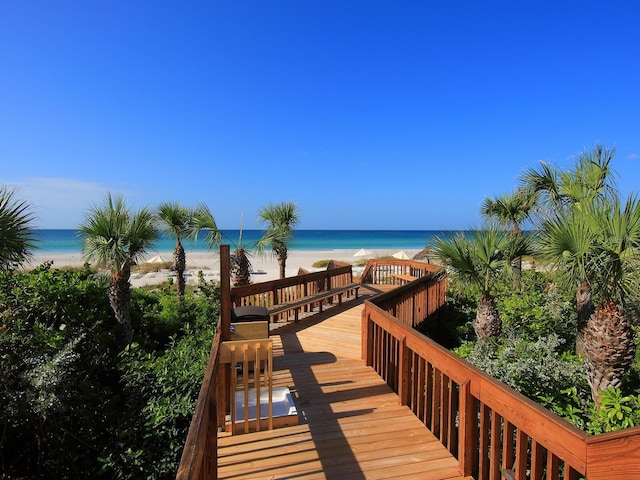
217, 289, 471, 480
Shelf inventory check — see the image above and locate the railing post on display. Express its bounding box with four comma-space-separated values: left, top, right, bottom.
204, 392, 218, 479
218, 245, 231, 460
458, 380, 477, 478
362, 307, 373, 365
220, 245, 231, 342
398, 335, 410, 406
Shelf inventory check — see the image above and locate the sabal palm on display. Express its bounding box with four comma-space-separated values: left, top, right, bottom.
481, 189, 536, 290
583, 196, 640, 405
538, 196, 640, 404
79, 194, 158, 346
432, 228, 509, 341
257, 201, 300, 279
0, 186, 37, 270
157, 202, 193, 299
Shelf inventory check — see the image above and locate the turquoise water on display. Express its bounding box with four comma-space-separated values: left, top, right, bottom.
31, 229, 459, 254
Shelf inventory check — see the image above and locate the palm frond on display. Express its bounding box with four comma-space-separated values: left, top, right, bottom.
0, 186, 37, 269
189, 203, 222, 248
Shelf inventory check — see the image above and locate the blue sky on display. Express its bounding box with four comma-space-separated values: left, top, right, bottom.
2, 1, 638, 229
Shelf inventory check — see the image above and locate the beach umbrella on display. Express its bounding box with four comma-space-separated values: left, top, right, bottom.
147, 254, 165, 263
353, 248, 371, 258
392, 250, 410, 260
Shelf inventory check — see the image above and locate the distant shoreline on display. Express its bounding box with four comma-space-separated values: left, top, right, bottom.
28, 248, 422, 288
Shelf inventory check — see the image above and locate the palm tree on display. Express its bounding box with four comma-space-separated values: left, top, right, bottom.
538, 196, 640, 405
432, 228, 510, 341
257, 201, 300, 279
79, 194, 158, 346
230, 225, 252, 287
0, 186, 37, 270
157, 202, 193, 300
481, 189, 536, 290
521, 145, 618, 345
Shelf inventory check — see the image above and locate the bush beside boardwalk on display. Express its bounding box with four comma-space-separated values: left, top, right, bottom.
0, 264, 219, 479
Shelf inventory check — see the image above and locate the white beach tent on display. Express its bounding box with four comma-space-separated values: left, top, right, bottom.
392, 250, 410, 260
147, 254, 165, 263
353, 248, 371, 258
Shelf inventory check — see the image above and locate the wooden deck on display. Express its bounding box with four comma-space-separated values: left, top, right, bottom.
217, 291, 471, 480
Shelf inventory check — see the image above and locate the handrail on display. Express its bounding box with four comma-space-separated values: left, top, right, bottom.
371, 270, 447, 329
359, 258, 442, 286
362, 281, 640, 479
230, 265, 355, 319
176, 329, 223, 480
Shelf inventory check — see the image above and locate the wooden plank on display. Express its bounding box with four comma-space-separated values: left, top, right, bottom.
390, 273, 418, 283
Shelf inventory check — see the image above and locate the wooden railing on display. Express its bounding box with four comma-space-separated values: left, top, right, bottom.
371, 270, 447, 329
230, 264, 356, 322
176, 329, 224, 480
362, 283, 640, 480
359, 258, 443, 286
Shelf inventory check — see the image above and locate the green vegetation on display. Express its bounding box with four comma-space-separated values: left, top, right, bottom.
312, 259, 331, 268
0, 262, 219, 478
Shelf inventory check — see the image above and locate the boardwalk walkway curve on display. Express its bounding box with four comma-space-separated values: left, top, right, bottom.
217, 290, 471, 480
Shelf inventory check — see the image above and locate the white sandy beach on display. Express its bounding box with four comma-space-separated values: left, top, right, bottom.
29, 248, 422, 288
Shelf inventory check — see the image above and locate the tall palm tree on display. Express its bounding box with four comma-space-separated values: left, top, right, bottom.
79, 194, 158, 346
0, 186, 37, 270
538, 196, 640, 405
157, 202, 193, 300
257, 201, 300, 279
481, 189, 536, 290
521, 145, 618, 342
432, 228, 510, 341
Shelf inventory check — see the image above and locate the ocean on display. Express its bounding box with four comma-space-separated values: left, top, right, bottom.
31, 229, 458, 254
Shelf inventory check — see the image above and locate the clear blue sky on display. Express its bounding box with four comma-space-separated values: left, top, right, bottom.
2, 1, 639, 229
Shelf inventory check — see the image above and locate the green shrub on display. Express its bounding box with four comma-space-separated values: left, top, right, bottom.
587, 388, 640, 434
0, 263, 220, 479
462, 334, 589, 408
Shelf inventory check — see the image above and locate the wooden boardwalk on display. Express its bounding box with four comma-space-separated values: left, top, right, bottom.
217, 292, 472, 480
